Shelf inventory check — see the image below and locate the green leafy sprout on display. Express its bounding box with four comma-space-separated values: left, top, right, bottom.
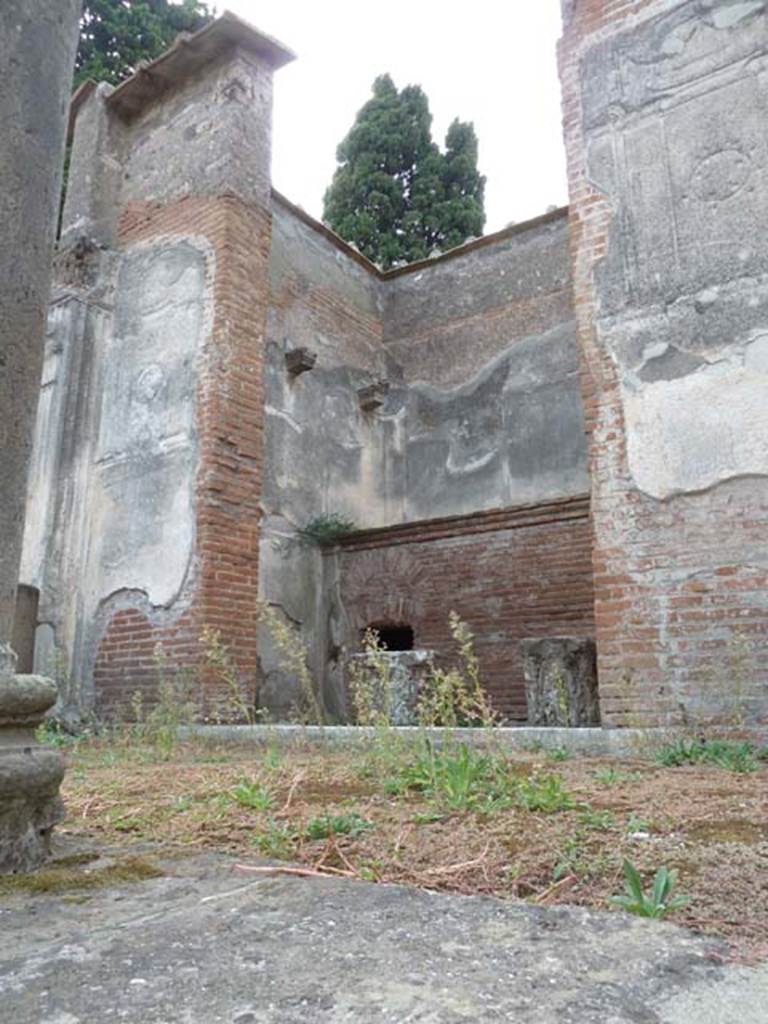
610, 859, 690, 919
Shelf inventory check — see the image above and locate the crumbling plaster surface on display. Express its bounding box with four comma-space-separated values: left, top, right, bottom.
383, 215, 588, 518
264, 208, 587, 535
383, 214, 574, 388
20, 239, 212, 708
582, 0, 768, 500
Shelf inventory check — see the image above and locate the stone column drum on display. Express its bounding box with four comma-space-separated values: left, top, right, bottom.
0, 646, 64, 873
0, 0, 81, 871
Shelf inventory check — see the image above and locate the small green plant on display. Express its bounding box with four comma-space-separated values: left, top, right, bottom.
417, 612, 497, 729
231, 780, 275, 811
411, 810, 445, 824
424, 743, 490, 811
610, 859, 689, 919
258, 603, 325, 725
305, 812, 374, 840
593, 766, 643, 786
546, 745, 572, 763
390, 741, 515, 813
251, 819, 297, 858
517, 773, 575, 813
578, 808, 616, 830
553, 833, 586, 880
298, 513, 357, 547
656, 737, 761, 773
110, 813, 149, 833
35, 720, 82, 748
626, 815, 652, 834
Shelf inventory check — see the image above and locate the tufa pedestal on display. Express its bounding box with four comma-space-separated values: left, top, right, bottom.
0, 645, 65, 874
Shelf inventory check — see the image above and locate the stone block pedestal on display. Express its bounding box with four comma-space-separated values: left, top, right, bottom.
521, 637, 599, 727
346, 649, 435, 725
0, 650, 64, 874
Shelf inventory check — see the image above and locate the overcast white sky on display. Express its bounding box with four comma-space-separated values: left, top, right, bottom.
223, 1, 568, 232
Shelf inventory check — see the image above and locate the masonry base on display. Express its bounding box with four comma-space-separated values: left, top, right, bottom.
180, 724, 767, 758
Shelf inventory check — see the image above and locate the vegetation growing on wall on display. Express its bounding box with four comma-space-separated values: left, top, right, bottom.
298, 513, 357, 547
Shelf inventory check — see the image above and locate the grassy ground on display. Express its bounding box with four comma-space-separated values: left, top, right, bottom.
50, 732, 768, 959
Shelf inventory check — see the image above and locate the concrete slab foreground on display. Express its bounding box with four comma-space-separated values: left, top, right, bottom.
0, 852, 766, 1023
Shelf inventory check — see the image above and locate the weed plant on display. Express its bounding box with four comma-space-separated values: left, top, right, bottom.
655, 737, 763, 773
126, 646, 198, 760
257, 603, 326, 725
516, 773, 575, 813
199, 626, 258, 724
305, 812, 374, 840
389, 741, 509, 812
231, 780, 275, 811
610, 859, 689, 918
298, 513, 357, 547
416, 612, 497, 729
593, 767, 643, 786
251, 819, 297, 858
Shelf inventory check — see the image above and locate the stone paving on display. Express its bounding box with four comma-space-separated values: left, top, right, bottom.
1, 847, 766, 1023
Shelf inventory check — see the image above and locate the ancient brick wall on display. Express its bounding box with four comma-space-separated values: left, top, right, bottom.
331, 497, 594, 721
19, 19, 294, 719
93, 195, 270, 715
559, 0, 768, 726
262, 205, 590, 719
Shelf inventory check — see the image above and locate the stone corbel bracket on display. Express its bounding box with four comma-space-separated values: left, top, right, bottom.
285, 346, 317, 376
357, 379, 390, 413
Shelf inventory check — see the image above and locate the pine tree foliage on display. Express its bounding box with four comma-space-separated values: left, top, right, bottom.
323, 76, 486, 268
75, 0, 212, 88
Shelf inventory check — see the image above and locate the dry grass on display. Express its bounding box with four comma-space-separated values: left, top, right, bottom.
55, 736, 768, 960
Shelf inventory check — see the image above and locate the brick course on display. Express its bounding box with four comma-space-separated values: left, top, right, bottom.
334, 497, 594, 721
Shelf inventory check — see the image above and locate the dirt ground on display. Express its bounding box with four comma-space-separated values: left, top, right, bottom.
51, 734, 768, 960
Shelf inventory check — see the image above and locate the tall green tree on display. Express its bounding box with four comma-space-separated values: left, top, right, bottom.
323, 75, 485, 268
75, 0, 213, 89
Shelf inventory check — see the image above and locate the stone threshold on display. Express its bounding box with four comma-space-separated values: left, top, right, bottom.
180, 724, 767, 758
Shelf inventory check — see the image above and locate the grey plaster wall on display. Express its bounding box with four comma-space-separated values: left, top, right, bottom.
91, 242, 207, 608
264, 209, 586, 535
581, 0, 768, 500
60, 83, 124, 250
19, 240, 211, 712
384, 215, 588, 519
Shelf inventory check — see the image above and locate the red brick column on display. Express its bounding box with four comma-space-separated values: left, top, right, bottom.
558, 1, 768, 726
